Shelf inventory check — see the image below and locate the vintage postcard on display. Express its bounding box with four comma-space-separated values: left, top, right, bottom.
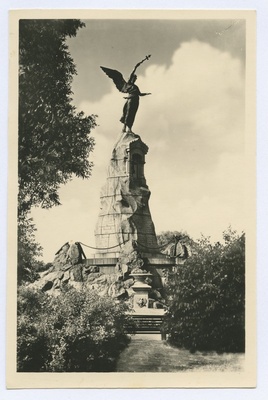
7, 9, 256, 389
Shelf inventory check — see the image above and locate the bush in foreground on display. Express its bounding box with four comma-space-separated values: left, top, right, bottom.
17, 286, 131, 372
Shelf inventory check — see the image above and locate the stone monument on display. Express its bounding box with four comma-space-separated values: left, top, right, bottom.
94, 132, 158, 258
89, 129, 175, 316
34, 57, 191, 329
95, 55, 179, 318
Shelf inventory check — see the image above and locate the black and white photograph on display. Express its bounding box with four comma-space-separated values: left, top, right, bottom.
6, 8, 256, 389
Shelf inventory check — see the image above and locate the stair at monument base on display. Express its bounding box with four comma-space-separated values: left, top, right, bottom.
125, 310, 166, 334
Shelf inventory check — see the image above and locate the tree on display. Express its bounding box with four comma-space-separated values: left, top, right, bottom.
18, 20, 96, 281
164, 228, 245, 353
19, 19, 96, 214
17, 215, 43, 284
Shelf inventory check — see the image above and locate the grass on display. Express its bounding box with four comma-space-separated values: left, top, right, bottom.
116, 334, 245, 372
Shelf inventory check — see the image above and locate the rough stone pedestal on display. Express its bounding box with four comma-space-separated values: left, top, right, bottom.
94, 132, 158, 257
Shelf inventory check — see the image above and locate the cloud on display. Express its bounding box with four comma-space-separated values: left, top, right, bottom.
33, 41, 245, 261
149, 151, 245, 240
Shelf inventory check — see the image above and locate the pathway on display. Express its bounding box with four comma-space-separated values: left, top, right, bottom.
116, 334, 245, 372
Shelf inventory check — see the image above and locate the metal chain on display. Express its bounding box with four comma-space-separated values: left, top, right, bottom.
79, 241, 127, 251
79, 238, 174, 252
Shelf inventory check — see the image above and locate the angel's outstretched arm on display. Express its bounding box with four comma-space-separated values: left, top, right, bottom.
135, 86, 151, 97
139, 92, 152, 96
130, 61, 142, 77
129, 55, 151, 81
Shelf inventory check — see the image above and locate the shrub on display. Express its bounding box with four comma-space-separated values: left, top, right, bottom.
164, 228, 245, 353
17, 286, 132, 371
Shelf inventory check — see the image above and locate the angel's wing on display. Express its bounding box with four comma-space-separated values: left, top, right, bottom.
100, 66, 127, 93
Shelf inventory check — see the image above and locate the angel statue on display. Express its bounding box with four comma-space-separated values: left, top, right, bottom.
100, 55, 152, 133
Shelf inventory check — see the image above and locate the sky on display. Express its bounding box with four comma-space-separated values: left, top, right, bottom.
30, 16, 247, 263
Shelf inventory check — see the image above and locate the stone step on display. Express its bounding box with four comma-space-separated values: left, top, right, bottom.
126, 314, 164, 333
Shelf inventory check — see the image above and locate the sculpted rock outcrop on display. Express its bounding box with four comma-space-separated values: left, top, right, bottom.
32, 240, 167, 310
31, 241, 135, 298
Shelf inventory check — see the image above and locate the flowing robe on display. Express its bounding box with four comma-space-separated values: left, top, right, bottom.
120, 83, 141, 129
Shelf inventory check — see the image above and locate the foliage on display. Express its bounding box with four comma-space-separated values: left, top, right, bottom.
19, 19, 96, 214
17, 215, 44, 284
164, 227, 245, 353
17, 286, 132, 372
18, 19, 96, 282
